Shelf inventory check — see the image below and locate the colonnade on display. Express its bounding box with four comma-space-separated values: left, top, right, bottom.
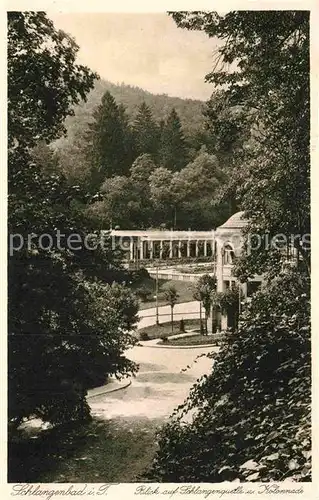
109, 229, 216, 262
129, 238, 214, 261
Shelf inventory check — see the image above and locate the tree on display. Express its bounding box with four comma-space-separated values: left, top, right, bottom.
8, 12, 137, 430
130, 153, 157, 184
87, 91, 133, 186
91, 153, 158, 229
145, 11, 311, 484
132, 102, 160, 161
203, 93, 253, 215
163, 286, 179, 333
8, 12, 97, 152
192, 288, 204, 334
31, 141, 60, 176
193, 275, 217, 334
147, 271, 310, 482
218, 285, 240, 331
129, 154, 158, 226
159, 108, 188, 171
98, 175, 139, 228
149, 167, 175, 227
56, 127, 94, 187
171, 148, 228, 229
170, 11, 310, 277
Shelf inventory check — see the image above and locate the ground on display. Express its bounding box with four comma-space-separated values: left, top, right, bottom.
134, 278, 195, 310
9, 301, 216, 483
138, 300, 202, 329
138, 318, 201, 339
159, 334, 221, 346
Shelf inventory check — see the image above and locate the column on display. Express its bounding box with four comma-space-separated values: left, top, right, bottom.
187, 240, 190, 258
178, 240, 182, 258
169, 240, 173, 258
195, 240, 199, 257
204, 240, 207, 257
129, 239, 134, 261
150, 240, 154, 260
140, 239, 144, 260
159, 240, 163, 259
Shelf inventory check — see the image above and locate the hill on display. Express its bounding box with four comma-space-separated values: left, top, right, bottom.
55, 79, 207, 148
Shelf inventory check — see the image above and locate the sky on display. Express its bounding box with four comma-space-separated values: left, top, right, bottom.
48, 13, 220, 101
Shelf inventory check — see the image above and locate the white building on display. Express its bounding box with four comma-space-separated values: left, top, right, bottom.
214, 211, 263, 331
110, 211, 265, 331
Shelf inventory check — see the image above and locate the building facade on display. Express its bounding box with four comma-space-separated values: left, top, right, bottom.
110, 211, 264, 331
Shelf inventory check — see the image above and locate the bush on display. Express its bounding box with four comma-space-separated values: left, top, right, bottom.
139, 331, 150, 341
179, 318, 185, 332
160, 335, 168, 343
136, 286, 152, 302
132, 267, 150, 282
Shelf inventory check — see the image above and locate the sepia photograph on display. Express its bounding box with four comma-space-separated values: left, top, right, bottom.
7, 8, 311, 489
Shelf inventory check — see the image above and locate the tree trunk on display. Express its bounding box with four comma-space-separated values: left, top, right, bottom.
204, 309, 208, 335
199, 302, 203, 334
171, 306, 174, 333
173, 206, 177, 230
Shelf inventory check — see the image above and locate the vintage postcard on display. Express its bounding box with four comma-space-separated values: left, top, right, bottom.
3, 1, 318, 499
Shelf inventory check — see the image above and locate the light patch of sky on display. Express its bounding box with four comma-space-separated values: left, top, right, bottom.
48, 12, 222, 101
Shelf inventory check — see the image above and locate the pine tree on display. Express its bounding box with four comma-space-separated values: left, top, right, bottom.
88, 91, 133, 186
132, 102, 160, 161
159, 108, 188, 171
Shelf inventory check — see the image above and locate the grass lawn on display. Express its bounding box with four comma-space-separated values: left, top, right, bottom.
138, 318, 201, 340
160, 334, 224, 346
134, 278, 195, 311
8, 417, 159, 483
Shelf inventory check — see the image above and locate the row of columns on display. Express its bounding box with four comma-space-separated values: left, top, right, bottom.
129, 239, 213, 261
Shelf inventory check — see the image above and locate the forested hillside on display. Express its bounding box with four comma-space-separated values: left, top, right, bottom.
54, 78, 206, 149
42, 78, 234, 231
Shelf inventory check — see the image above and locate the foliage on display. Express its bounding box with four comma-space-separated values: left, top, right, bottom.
89, 153, 158, 229
8, 160, 139, 427
171, 11, 310, 277
86, 91, 134, 185
163, 285, 179, 307
159, 108, 188, 171
54, 78, 206, 150
165, 334, 222, 347
139, 331, 150, 341
179, 318, 185, 333
171, 148, 228, 229
147, 271, 311, 482
132, 102, 160, 161
146, 12, 311, 483
163, 285, 179, 333
160, 335, 169, 343
217, 285, 240, 328
193, 274, 217, 334
136, 286, 152, 303
8, 12, 97, 151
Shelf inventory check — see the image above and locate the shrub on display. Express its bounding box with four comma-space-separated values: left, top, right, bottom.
139, 331, 150, 341
160, 335, 168, 343
179, 318, 185, 332
136, 286, 152, 302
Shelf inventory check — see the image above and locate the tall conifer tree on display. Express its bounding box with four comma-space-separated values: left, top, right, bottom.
88, 91, 133, 186
159, 108, 188, 171
132, 102, 159, 161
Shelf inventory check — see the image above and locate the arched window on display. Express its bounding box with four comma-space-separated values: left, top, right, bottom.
222, 243, 235, 265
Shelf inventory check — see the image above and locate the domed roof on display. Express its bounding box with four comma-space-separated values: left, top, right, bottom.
218, 211, 248, 229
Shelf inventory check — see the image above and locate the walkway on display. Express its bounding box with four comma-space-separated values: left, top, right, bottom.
89, 301, 216, 421
137, 300, 201, 329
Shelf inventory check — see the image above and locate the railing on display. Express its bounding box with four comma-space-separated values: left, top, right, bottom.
146, 270, 209, 282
